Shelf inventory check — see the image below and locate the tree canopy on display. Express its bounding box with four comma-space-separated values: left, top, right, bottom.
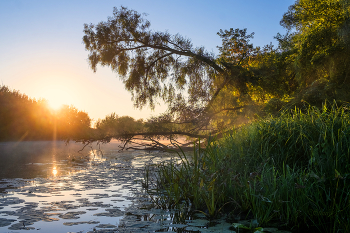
83, 7, 290, 138
280, 0, 350, 87
83, 1, 350, 143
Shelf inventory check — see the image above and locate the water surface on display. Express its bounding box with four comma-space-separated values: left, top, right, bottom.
0, 141, 235, 233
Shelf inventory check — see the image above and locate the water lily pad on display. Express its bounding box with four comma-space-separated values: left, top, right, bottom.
58, 211, 86, 219
95, 223, 117, 228
0, 218, 16, 227
187, 218, 209, 227
63, 220, 100, 226
8, 222, 35, 230
94, 211, 124, 217
262, 227, 279, 232
232, 222, 250, 229
170, 223, 187, 228
186, 226, 203, 231
0, 197, 25, 206
193, 212, 207, 218
208, 222, 232, 231
42, 217, 59, 222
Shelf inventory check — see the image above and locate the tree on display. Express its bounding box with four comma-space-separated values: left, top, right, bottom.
95, 113, 144, 136
0, 85, 93, 141
83, 7, 289, 140
280, 0, 350, 87
55, 105, 92, 139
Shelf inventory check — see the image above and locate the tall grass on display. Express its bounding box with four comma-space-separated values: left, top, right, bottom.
151, 102, 350, 232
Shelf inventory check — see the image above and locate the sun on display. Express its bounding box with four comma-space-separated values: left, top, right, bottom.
37, 80, 76, 111
28, 76, 83, 112
48, 99, 63, 110
44, 87, 66, 110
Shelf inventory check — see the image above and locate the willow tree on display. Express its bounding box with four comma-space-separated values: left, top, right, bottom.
83, 7, 287, 141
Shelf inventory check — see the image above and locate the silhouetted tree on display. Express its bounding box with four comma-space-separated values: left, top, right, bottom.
0, 85, 92, 141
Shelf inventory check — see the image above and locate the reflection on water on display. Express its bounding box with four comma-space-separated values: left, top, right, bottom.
0, 141, 90, 180
0, 141, 182, 232
52, 166, 58, 177
0, 141, 235, 232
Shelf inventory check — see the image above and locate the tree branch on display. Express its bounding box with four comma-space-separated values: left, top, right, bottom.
146, 52, 174, 70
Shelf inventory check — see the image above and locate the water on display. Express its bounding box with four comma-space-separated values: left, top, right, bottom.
0, 141, 235, 233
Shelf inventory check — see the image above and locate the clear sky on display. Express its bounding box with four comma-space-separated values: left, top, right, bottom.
0, 0, 295, 125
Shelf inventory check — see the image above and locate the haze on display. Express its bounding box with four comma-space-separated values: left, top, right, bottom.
0, 0, 294, 124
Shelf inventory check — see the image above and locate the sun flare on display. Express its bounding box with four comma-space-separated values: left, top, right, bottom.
42, 85, 67, 110
48, 97, 64, 110
35, 78, 79, 111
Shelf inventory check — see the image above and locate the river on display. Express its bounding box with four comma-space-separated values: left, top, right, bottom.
0, 141, 235, 233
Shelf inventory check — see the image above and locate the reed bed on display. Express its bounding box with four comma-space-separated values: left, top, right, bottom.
148, 103, 350, 232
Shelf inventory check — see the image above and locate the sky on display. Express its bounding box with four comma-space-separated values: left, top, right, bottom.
0, 0, 295, 125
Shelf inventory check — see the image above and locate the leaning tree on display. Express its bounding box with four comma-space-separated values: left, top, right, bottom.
82, 6, 291, 149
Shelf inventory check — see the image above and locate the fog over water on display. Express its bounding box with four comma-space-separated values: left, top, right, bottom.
0, 141, 175, 232
0, 141, 235, 232
0, 141, 90, 180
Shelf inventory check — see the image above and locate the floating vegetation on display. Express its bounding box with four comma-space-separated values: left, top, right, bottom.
8, 221, 35, 230
0, 218, 16, 227
58, 211, 86, 219
93, 208, 124, 217
63, 220, 100, 226
0, 144, 241, 232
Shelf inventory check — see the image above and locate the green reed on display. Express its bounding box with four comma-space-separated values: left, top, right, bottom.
149, 102, 350, 232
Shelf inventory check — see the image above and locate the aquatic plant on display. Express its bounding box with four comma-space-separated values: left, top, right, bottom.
148, 102, 350, 232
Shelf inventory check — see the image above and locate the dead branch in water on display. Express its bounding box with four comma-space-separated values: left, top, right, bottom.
75, 130, 210, 152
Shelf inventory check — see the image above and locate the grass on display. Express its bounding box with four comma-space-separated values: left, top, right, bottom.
147, 102, 350, 232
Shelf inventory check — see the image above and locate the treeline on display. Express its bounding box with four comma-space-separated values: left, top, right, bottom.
0, 85, 91, 141
94, 113, 144, 138
94, 113, 188, 138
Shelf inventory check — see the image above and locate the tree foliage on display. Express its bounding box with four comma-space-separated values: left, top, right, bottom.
83, 7, 296, 138
95, 113, 144, 137
82, 2, 350, 142
55, 105, 92, 139
0, 85, 92, 141
280, 0, 350, 86
83, 6, 219, 111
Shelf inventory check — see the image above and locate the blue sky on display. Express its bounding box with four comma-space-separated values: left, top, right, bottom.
0, 0, 295, 123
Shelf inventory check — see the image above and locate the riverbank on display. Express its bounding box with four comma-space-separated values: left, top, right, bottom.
152, 103, 350, 232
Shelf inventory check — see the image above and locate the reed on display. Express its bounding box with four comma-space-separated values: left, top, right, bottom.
148, 102, 350, 232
